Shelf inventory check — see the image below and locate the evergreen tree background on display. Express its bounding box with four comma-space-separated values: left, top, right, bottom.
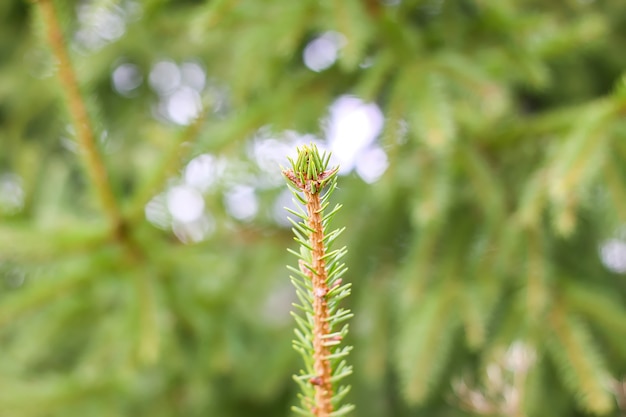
1, 0, 626, 416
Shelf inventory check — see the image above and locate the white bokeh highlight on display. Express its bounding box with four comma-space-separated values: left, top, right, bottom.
149, 60, 181, 95
355, 145, 389, 184
112, 63, 142, 96
224, 185, 259, 221
274, 188, 302, 228
326, 95, 385, 175
149, 60, 206, 126
167, 87, 202, 125
145, 188, 214, 244
75, 1, 131, 52
0, 174, 24, 214
252, 138, 293, 175
599, 238, 626, 274
180, 61, 206, 92
184, 154, 224, 192
172, 214, 215, 244
251, 132, 323, 187
166, 185, 205, 223
145, 193, 170, 230
303, 32, 346, 72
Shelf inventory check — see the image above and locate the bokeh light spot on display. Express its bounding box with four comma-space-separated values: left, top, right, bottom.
166, 86, 202, 125
149, 60, 181, 95
180, 61, 206, 92
355, 146, 389, 184
326, 95, 384, 173
0, 174, 24, 214
145, 193, 170, 229
303, 32, 346, 72
599, 238, 626, 274
167, 185, 205, 223
184, 154, 223, 192
75, 1, 128, 52
225, 185, 258, 221
112, 63, 142, 96
172, 214, 215, 244
274, 188, 306, 228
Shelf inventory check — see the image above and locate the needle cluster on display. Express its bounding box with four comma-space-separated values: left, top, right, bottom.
283, 144, 354, 417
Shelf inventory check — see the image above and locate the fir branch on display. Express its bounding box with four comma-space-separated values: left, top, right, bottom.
35, 0, 124, 239
548, 305, 614, 414
396, 280, 459, 404
35, 2, 158, 365
134, 268, 160, 364
0, 264, 92, 327
283, 144, 352, 417
602, 151, 626, 220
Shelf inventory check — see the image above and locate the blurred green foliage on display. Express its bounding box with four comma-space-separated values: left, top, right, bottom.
1, 0, 626, 416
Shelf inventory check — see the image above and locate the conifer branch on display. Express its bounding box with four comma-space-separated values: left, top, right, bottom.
36, 0, 124, 238
35, 0, 157, 365
283, 144, 353, 417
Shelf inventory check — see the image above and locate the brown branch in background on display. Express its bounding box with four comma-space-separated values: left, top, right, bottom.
36, 0, 124, 239
35, 2, 157, 362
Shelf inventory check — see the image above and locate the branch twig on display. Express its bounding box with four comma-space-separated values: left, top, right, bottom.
36, 1, 159, 364
284, 144, 354, 417
37, 0, 124, 238
303, 187, 334, 415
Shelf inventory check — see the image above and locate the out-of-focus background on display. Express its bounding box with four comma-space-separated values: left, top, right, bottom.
1, 1, 626, 416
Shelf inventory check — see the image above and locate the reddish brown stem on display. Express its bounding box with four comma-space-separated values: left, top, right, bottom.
304, 188, 333, 417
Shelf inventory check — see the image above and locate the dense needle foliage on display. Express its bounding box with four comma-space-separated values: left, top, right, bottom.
1, 1, 626, 416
